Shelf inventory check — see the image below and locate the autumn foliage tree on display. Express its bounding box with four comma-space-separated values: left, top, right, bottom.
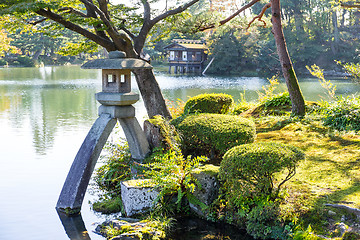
1, 0, 307, 116
0, 29, 19, 57
0, 0, 205, 119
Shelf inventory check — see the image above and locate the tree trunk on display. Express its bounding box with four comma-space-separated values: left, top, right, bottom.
132, 68, 172, 119
271, 0, 305, 116
32, 49, 42, 61
332, 10, 340, 55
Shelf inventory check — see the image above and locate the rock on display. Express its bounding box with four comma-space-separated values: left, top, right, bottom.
189, 164, 220, 217
144, 120, 163, 150
121, 179, 159, 216
95, 218, 165, 239
328, 210, 337, 216
337, 222, 348, 236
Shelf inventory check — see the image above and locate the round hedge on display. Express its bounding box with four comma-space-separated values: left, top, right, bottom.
174, 113, 256, 161
220, 142, 304, 198
184, 93, 234, 114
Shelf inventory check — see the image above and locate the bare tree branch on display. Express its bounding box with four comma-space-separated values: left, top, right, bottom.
97, 0, 110, 20
79, 0, 132, 52
35, 8, 116, 51
151, 0, 200, 25
142, 0, 151, 22
120, 26, 136, 40
200, 0, 261, 31
341, 2, 360, 8
79, 0, 115, 33
59, 7, 89, 18
24, 17, 48, 25
70, 1, 111, 44
134, 0, 200, 54
246, 2, 271, 30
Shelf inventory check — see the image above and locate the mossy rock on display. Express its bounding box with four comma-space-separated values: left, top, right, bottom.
343, 231, 360, 240
92, 197, 122, 214
173, 113, 256, 162
184, 93, 234, 114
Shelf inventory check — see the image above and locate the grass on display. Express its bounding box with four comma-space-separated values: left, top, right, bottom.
253, 115, 360, 236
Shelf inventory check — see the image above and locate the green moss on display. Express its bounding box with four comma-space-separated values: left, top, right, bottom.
92, 197, 122, 214
174, 113, 256, 161
59, 207, 81, 216
147, 115, 181, 150
184, 93, 234, 114
124, 179, 155, 188
192, 164, 219, 177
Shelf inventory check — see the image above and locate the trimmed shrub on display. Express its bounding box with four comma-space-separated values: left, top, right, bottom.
0, 59, 7, 66
174, 113, 256, 161
16, 56, 35, 67
322, 95, 360, 132
220, 142, 304, 199
184, 93, 234, 114
262, 92, 291, 108
232, 101, 254, 115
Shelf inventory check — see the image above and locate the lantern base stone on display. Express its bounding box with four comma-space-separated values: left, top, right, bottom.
99, 105, 135, 119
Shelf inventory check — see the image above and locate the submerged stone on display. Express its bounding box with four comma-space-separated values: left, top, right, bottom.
95, 218, 165, 239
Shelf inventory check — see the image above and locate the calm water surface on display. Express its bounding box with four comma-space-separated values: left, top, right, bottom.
0, 66, 359, 240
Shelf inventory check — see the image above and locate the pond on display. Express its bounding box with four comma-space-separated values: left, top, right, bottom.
0, 66, 359, 240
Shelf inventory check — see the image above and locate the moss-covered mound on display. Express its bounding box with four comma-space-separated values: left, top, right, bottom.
220, 142, 305, 198
184, 93, 234, 114
174, 113, 256, 161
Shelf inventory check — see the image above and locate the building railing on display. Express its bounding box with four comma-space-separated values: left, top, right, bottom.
168, 57, 202, 62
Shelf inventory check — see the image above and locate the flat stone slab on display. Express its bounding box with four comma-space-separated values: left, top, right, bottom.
121, 179, 158, 216
96, 92, 139, 106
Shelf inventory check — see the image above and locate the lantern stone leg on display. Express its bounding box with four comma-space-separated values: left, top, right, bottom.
118, 117, 149, 160
56, 113, 116, 214
98, 104, 150, 160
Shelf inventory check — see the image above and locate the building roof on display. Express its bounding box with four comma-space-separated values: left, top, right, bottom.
164, 42, 208, 51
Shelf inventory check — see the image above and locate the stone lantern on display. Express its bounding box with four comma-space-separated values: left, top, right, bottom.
56, 51, 151, 215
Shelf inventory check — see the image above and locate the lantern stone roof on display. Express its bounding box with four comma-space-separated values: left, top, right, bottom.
81, 51, 152, 70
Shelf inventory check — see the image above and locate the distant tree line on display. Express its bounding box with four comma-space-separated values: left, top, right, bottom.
148, 0, 360, 76
1, 0, 359, 76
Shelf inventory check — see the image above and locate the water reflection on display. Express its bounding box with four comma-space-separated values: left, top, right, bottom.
1, 66, 360, 240
57, 210, 91, 240
0, 66, 100, 155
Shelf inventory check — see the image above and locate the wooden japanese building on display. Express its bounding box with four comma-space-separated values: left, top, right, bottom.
164, 39, 208, 74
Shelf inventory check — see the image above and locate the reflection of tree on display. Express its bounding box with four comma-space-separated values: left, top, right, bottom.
30, 90, 55, 155
29, 85, 98, 155
0, 67, 99, 155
